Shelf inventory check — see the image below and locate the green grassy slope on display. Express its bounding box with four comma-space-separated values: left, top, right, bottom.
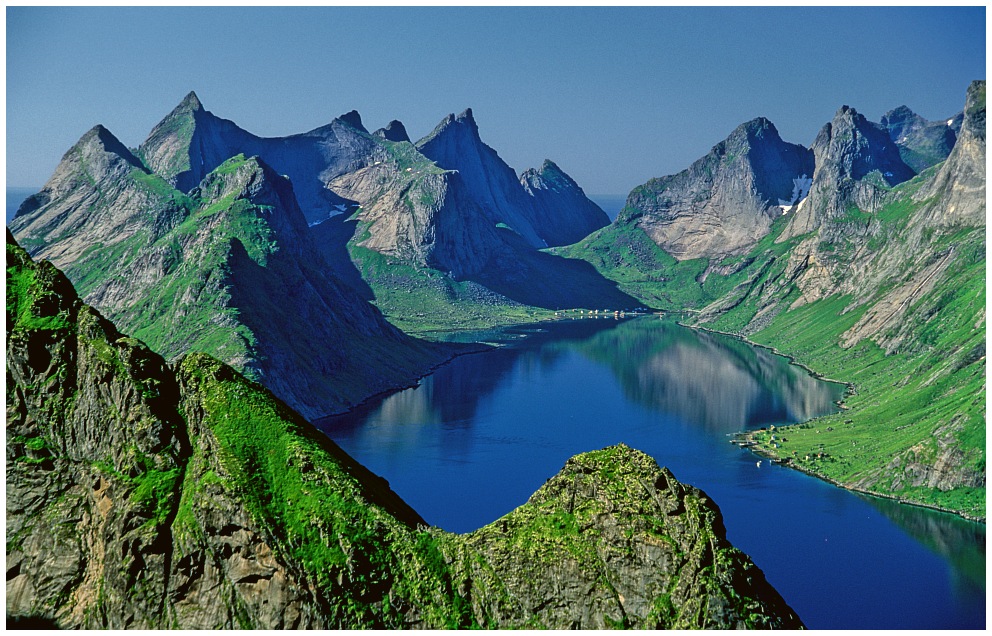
7, 233, 803, 628
563, 175, 985, 519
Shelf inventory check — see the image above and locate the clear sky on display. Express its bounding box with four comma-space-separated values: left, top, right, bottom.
6, 6, 986, 195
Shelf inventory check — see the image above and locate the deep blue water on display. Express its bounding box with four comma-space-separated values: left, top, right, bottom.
318, 316, 986, 630
589, 194, 627, 220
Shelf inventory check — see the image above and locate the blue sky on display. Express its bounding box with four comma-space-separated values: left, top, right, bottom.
6, 6, 986, 194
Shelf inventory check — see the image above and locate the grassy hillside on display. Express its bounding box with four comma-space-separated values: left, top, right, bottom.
563, 173, 985, 519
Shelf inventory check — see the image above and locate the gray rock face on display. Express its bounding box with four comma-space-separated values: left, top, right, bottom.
333, 109, 624, 305
373, 120, 411, 143
881, 105, 958, 172
10, 134, 451, 420
416, 108, 548, 248
11, 125, 181, 266
914, 80, 986, 228
520, 159, 610, 247
7, 239, 803, 629
135, 95, 612, 281
622, 118, 814, 260
781, 105, 915, 241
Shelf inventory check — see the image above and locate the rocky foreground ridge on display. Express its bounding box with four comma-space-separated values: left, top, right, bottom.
6, 233, 802, 629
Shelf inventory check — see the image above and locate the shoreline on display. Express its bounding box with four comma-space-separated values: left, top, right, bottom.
736, 430, 986, 525
313, 340, 493, 423
686, 322, 854, 391
317, 312, 649, 423
683, 320, 984, 525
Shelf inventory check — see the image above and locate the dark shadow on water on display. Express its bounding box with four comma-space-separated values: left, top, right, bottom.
862, 493, 986, 591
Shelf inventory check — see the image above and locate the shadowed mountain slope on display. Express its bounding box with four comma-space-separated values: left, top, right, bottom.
6, 233, 804, 629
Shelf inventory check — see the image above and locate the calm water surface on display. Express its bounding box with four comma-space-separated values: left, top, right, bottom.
589, 194, 627, 220
317, 316, 985, 629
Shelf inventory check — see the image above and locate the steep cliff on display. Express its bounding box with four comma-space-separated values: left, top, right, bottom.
619, 118, 814, 261
11, 131, 452, 419
6, 235, 803, 628
415, 109, 550, 249
562, 82, 985, 518
520, 159, 610, 247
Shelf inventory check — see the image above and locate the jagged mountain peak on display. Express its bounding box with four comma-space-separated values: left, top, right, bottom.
721, 117, 793, 152
179, 90, 204, 112
417, 108, 482, 148
521, 159, 581, 192
138, 92, 258, 192
520, 158, 609, 247
881, 103, 959, 173
620, 116, 814, 260
73, 124, 144, 167
812, 104, 914, 185
373, 119, 410, 142
158, 90, 206, 123
882, 104, 917, 125
336, 109, 367, 133
736, 116, 776, 135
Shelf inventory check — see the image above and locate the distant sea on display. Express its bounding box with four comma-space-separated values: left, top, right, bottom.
7, 187, 38, 224
588, 194, 626, 221
6, 187, 629, 224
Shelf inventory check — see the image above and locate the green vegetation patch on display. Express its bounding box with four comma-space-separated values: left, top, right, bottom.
6, 240, 75, 333
177, 353, 470, 627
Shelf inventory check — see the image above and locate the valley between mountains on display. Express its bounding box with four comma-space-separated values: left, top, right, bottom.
7, 81, 985, 628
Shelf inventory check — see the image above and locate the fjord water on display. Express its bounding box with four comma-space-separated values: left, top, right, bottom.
319, 317, 984, 629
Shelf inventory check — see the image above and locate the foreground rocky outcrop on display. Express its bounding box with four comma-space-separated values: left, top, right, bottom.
6, 233, 802, 629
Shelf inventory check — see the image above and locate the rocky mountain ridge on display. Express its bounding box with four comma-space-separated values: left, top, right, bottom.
6, 233, 803, 629
561, 80, 985, 518
10, 125, 454, 420
621, 117, 814, 261
15, 92, 630, 339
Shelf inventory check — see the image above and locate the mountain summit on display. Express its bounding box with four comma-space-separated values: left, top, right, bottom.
781, 105, 916, 241
620, 117, 814, 260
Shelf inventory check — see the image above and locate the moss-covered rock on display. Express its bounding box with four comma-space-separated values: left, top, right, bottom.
6, 234, 802, 628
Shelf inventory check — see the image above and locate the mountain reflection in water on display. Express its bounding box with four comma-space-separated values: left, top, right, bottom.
317, 316, 983, 629
327, 317, 843, 439
551, 319, 843, 432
